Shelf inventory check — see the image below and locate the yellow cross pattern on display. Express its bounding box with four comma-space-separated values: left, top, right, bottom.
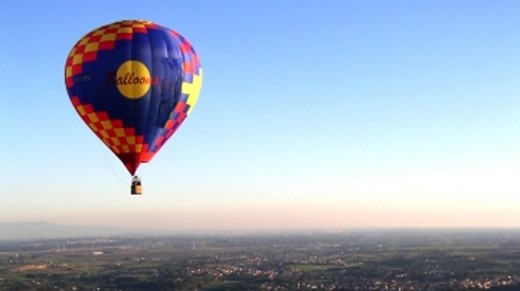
184, 71, 203, 115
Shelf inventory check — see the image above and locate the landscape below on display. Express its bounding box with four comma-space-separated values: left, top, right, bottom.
1, 228, 520, 290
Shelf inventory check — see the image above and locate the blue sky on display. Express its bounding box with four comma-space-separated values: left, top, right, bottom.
2, 1, 520, 230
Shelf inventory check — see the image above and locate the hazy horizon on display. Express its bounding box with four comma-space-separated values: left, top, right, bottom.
3, 201, 520, 231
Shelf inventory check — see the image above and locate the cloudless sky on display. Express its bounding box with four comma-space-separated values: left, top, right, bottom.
2, 1, 520, 230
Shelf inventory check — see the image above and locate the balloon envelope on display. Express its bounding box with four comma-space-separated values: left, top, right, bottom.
65, 20, 202, 175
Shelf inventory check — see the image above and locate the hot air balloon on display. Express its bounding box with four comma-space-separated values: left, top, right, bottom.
65, 20, 202, 195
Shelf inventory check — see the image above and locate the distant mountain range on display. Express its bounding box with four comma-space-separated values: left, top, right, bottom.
0, 222, 146, 240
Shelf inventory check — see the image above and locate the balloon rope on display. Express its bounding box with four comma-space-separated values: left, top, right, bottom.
98, 141, 129, 186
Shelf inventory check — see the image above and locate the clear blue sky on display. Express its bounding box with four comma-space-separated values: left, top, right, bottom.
2, 1, 520, 230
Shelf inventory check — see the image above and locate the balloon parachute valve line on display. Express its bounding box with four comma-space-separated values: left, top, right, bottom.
131, 175, 143, 195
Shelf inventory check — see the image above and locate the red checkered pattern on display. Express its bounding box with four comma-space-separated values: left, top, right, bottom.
70, 96, 149, 157
149, 101, 189, 153
65, 20, 158, 89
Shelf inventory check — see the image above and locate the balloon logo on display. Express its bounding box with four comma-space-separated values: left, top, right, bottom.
116, 60, 152, 99
65, 20, 202, 178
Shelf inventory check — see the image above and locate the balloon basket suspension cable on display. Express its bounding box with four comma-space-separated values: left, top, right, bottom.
131, 175, 143, 195
98, 142, 129, 187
